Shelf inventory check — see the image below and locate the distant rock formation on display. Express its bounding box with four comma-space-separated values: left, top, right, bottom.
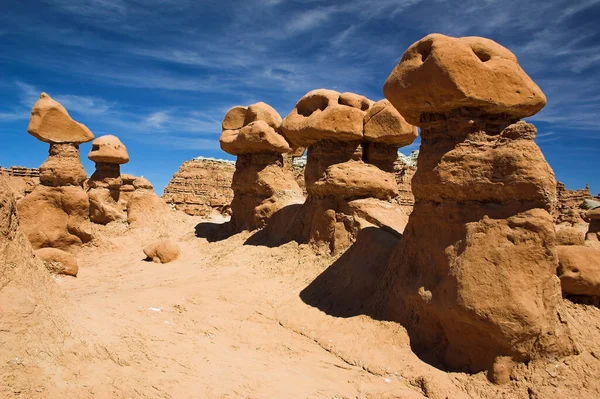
17, 93, 93, 251
0, 166, 40, 201
163, 157, 235, 216
377, 34, 574, 374
554, 182, 600, 225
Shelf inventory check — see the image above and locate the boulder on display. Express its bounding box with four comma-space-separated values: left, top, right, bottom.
383, 34, 547, 126
34, 247, 78, 276
133, 177, 153, 191
88, 135, 129, 164
27, 92, 94, 144
558, 246, 600, 297
143, 239, 181, 263
17, 185, 92, 250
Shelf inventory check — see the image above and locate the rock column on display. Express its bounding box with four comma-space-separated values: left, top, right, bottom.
17, 93, 94, 250
377, 34, 574, 373
282, 90, 417, 254
87, 135, 129, 224
220, 102, 303, 231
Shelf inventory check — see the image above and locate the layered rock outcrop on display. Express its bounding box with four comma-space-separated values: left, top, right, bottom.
220, 102, 304, 231
280, 90, 417, 253
163, 157, 235, 216
87, 135, 129, 224
377, 34, 574, 373
0, 166, 40, 201
17, 93, 93, 250
554, 182, 599, 225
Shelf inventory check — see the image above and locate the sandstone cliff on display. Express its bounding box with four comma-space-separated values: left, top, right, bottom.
163, 157, 235, 216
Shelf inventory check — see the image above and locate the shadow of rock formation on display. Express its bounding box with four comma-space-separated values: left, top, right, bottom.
300, 226, 400, 318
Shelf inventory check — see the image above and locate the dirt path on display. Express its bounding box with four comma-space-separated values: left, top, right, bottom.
55, 218, 424, 398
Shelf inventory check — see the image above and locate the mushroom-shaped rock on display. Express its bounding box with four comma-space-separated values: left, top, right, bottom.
27, 93, 94, 144
88, 135, 129, 164
281, 89, 366, 147
558, 246, 600, 297
220, 121, 290, 155
143, 239, 180, 263
383, 34, 547, 125
34, 247, 79, 276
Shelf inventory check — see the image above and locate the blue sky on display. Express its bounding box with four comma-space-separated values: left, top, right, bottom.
1, 0, 599, 195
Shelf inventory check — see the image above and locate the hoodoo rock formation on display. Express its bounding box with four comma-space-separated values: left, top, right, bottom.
585, 208, 600, 244
220, 102, 303, 231
87, 135, 130, 224
280, 89, 417, 253
163, 157, 235, 216
377, 34, 574, 373
17, 93, 93, 250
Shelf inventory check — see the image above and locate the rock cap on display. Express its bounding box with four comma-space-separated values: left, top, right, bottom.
220, 120, 290, 155
88, 135, 129, 164
281, 89, 371, 148
383, 33, 547, 125
27, 92, 95, 144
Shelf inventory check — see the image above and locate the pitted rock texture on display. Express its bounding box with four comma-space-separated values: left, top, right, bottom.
383, 34, 546, 125
163, 158, 235, 216
281, 89, 368, 147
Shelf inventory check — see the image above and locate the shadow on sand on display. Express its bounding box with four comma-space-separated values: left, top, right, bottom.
299, 226, 400, 318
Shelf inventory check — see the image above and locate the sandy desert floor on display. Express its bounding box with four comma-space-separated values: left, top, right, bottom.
24, 211, 600, 399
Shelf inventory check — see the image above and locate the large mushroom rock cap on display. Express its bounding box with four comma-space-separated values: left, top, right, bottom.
363, 99, 418, 146
27, 92, 95, 144
383, 33, 547, 125
220, 120, 290, 156
281, 89, 371, 148
88, 135, 129, 164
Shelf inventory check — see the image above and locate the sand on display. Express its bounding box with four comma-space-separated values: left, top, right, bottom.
6, 210, 600, 398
